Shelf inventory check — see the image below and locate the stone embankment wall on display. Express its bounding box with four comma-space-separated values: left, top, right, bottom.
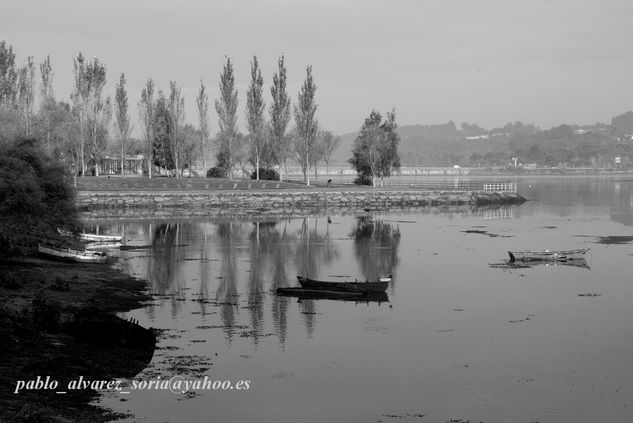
76, 190, 525, 212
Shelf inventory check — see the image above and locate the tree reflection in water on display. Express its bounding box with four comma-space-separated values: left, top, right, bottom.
247, 221, 280, 346
350, 216, 401, 292
216, 222, 241, 342
137, 217, 392, 345
270, 220, 292, 347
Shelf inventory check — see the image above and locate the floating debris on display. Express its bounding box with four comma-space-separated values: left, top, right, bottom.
239, 330, 274, 338
510, 314, 535, 323
596, 236, 633, 245
382, 413, 425, 419
462, 229, 513, 238
272, 371, 293, 378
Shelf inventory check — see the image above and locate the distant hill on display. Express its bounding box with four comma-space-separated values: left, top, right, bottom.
332, 121, 514, 166
611, 111, 633, 135
330, 112, 633, 168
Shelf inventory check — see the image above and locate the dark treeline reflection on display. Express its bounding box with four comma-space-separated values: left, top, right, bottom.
127, 216, 398, 344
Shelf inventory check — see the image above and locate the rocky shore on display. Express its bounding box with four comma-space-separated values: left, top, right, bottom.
76, 189, 526, 211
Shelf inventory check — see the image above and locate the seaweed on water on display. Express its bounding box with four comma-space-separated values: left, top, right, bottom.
596, 236, 633, 245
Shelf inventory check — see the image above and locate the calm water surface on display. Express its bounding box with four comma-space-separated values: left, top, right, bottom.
97, 176, 633, 423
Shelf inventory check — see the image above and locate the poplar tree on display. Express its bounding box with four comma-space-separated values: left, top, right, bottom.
268, 55, 291, 180
0, 40, 17, 108
246, 56, 265, 180
84, 57, 108, 176
196, 80, 209, 173
39, 55, 54, 105
71, 53, 89, 176
319, 130, 340, 176
17, 57, 36, 136
168, 80, 185, 178
71, 54, 108, 176
293, 66, 318, 186
139, 79, 155, 178
114, 72, 132, 176
215, 57, 238, 179
35, 55, 55, 150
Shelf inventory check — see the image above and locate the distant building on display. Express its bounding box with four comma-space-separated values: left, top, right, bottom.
99, 154, 144, 175
465, 135, 490, 141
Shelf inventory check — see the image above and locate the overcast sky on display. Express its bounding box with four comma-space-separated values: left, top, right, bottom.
3, 0, 633, 134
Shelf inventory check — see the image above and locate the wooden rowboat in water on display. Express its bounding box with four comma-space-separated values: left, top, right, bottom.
277, 287, 389, 303
38, 244, 108, 264
296, 275, 391, 293
508, 247, 590, 262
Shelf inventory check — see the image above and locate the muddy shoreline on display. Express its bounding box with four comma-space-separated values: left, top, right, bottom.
0, 258, 155, 422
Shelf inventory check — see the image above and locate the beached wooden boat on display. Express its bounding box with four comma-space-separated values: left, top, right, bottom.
58, 228, 122, 243
84, 241, 122, 250
508, 247, 590, 262
277, 287, 389, 303
38, 244, 109, 264
297, 275, 391, 293
78, 233, 122, 242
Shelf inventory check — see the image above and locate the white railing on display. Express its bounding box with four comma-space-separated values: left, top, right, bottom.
482, 182, 517, 192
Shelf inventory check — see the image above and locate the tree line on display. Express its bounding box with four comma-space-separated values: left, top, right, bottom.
0, 41, 370, 185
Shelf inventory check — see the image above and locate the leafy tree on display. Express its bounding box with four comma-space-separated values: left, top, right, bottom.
268, 55, 291, 179
377, 110, 401, 181
349, 110, 400, 187
0, 138, 78, 256
0, 107, 21, 143
310, 132, 325, 180
246, 56, 265, 180
139, 79, 155, 177
215, 57, 238, 179
180, 123, 200, 174
114, 72, 132, 176
152, 92, 174, 173
293, 65, 318, 185
349, 111, 382, 185
233, 132, 251, 179
33, 100, 80, 176
196, 80, 209, 173
0, 40, 18, 108
319, 130, 340, 176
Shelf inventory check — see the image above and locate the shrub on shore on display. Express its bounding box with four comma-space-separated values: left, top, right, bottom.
0, 138, 78, 257
250, 168, 279, 181
206, 166, 226, 178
